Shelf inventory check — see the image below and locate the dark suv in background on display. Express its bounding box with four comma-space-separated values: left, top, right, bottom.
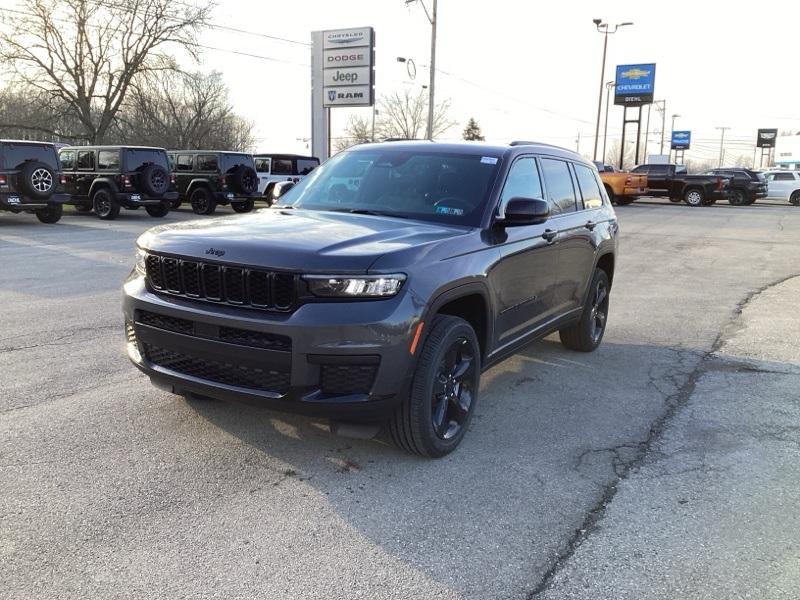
168, 151, 258, 215
0, 140, 69, 223
124, 141, 618, 457
59, 145, 177, 220
702, 168, 767, 205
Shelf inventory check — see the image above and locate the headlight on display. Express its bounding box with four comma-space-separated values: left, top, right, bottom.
304, 274, 406, 298
135, 248, 147, 276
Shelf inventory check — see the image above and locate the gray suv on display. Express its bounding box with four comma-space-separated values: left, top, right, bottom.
123, 141, 619, 457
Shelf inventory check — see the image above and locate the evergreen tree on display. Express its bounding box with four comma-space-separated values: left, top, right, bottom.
462, 118, 485, 141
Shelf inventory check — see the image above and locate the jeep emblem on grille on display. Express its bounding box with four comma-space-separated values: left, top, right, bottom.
205, 247, 226, 257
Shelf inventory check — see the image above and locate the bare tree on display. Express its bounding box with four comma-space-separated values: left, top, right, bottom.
0, 0, 212, 143
114, 70, 254, 151
334, 115, 374, 152
378, 89, 454, 140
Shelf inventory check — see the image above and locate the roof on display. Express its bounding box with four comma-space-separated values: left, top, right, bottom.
165, 149, 253, 155
253, 153, 319, 161
345, 140, 583, 162
1, 139, 58, 146
59, 145, 167, 151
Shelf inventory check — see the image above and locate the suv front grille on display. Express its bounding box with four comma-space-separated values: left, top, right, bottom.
142, 343, 290, 393
144, 253, 297, 311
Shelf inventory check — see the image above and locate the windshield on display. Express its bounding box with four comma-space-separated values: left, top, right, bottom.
277, 149, 501, 227
220, 153, 255, 173
2, 143, 59, 169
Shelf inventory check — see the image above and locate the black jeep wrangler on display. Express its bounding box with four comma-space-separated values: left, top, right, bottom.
0, 140, 69, 223
59, 145, 177, 220
167, 151, 258, 215
125, 141, 618, 457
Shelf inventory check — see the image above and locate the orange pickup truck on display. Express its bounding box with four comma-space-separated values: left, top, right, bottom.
594, 162, 648, 205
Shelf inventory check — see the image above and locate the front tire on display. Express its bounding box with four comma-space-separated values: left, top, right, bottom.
683, 188, 705, 207
559, 268, 610, 352
728, 189, 746, 206
790, 191, 800, 206
145, 203, 170, 218
232, 199, 254, 213
92, 189, 120, 220
35, 203, 62, 224
190, 187, 216, 215
388, 315, 481, 458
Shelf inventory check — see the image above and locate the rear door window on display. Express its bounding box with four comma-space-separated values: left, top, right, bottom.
540, 158, 577, 214
97, 150, 120, 170
255, 158, 271, 173
77, 150, 95, 170
574, 163, 604, 209
196, 154, 218, 171
297, 158, 320, 175
272, 158, 293, 175
774, 173, 794, 181
176, 155, 194, 171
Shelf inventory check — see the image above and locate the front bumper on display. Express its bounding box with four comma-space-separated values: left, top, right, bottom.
123, 275, 422, 421
0, 192, 69, 211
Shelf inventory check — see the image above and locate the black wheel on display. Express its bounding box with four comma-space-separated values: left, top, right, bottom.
190, 187, 216, 215
35, 203, 62, 224
388, 315, 481, 458
559, 268, 610, 352
232, 199, 255, 213
728, 189, 746, 206
604, 186, 615, 204
790, 191, 800, 206
170, 199, 182, 209
683, 188, 704, 207
232, 166, 258, 195
74, 204, 92, 213
92, 189, 120, 220
264, 182, 276, 205
139, 163, 169, 196
145, 203, 170, 218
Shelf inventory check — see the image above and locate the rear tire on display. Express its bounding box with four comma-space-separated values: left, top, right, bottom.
232, 199, 254, 213
74, 204, 92, 213
92, 189, 120, 220
683, 188, 705, 207
35, 203, 62, 224
388, 315, 481, 458
728, 189, 746, 206
190, 187, 216, 215
559, 268, 610, 352
614, 197, 635, 206
790, 191, 800, 206
145, 203, 170, 218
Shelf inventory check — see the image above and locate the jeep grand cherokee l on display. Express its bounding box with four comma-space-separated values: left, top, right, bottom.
59, 145, 177, 219
0, 140, 69, 223
124, 141, 618, 457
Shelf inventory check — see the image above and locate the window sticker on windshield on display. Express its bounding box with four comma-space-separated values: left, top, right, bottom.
436, 206, 464, 216
480, 156, 498, 164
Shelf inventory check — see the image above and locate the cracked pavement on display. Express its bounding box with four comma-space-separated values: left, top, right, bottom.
2, 201, 800, 599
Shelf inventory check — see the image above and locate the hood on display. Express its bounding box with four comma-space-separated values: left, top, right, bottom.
137, 208, 469, 272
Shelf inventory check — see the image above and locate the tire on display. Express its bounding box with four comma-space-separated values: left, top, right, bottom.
92, 188, 120, 220
35, 203, 62, 224
145, 202, 170, 218
683, 188, 705, 207
790, 191, 800, 206
264, 182, 276, 205
18, 161, 56, 200
604, 185, 615, 204
139, 163, 169, 197
170, 199, 182, 210
559, 268, 610, 352
232, 199, 254, 213
388, 315, 481, 458
190, 187, 216, 215
614, 197, 635, 206
232, 166, 258, 195
728, 189, 746, 206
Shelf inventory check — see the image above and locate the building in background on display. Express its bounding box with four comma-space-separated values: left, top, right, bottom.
775, 135, 800, 170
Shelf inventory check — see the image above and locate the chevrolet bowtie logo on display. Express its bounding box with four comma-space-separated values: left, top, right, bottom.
621, 68, 651, 80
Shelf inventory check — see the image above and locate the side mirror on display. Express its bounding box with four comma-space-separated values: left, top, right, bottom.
273, 181, 295, 199
500, 197, 549, 226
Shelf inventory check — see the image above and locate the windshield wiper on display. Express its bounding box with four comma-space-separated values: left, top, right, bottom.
344, 208, 408, 218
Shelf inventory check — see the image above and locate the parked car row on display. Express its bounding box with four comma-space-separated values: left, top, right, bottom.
595, 160, 798, 207
0, 139, 320, 224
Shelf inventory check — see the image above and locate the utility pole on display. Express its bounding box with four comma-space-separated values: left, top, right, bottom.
602, 81, 615, 164
591, 19, 633, 161
653, 100, 666, 154
576, 131, 581, 153
643, 103, 652, 161
406, 0, 437, 140
716, 126, 730, 167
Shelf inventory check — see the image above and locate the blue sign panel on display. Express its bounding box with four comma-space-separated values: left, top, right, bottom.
671, 130, 691, 150
614, 63, 656, 106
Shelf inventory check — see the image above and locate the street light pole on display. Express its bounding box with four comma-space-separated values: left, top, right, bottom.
407, 0, 437, 140
670, 113, 680, 161
653, 100, 666, 154
716, 126, 730, 167
592, 19, 633, 161
602, 81, 615, 164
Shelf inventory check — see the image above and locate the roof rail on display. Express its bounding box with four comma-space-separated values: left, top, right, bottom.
509, 140, 568, 150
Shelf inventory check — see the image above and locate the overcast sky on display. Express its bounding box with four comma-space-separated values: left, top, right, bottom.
192, 0, 799, 163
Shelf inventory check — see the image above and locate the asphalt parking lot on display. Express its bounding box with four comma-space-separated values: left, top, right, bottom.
2, 199, 799, 599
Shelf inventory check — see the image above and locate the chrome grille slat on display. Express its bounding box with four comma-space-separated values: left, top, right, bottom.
144, 253, 296, 312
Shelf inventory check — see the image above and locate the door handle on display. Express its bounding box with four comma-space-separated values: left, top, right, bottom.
542, 229, 558, 243
585, 220, 596, 231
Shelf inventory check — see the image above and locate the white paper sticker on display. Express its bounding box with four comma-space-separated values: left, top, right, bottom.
480, 157, 498, 164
